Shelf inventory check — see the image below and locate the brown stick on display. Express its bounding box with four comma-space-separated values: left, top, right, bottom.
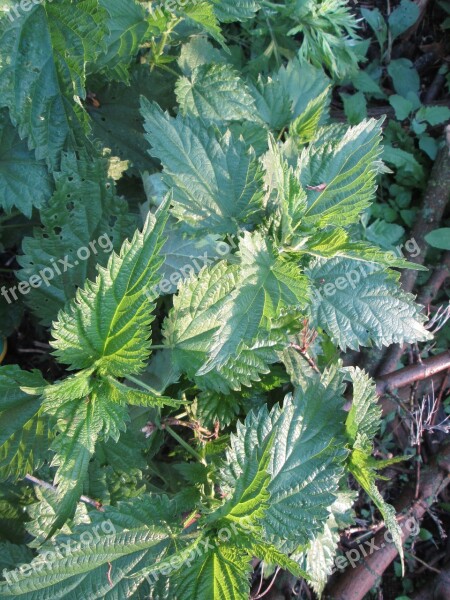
25, 474, 104, 511
375, 252, 450, 378
376, 351, 450, 395
325, 444, 450, 600
359, 128, 450, 377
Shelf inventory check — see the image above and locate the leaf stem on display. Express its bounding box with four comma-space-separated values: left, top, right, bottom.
125, 374, 160, 396
164, 425, 207, 466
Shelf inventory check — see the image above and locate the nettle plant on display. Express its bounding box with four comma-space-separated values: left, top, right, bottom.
0, 0, 433, 598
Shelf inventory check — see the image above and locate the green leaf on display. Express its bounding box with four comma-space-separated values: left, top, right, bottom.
289, 88, 330, 144
17, 152, 134, 326
181, 2, 226, 47
389, 94, 414, 120
51, 200, 170, 377
388, 0, 420, 41
0, 109, 53, 217
194, 391, 242, 428
163, 260, 279, 392
142, 100, 265, 235
307, 257, 432, 351
208, 432, 274, 528
263, 136, 307, 246
154, 218, 221, 296
219, 367, 348, 551
275, 58, 330, 119
88, 65, 177, 175
212, 0, 261, 22
416, 105, 450, 126
0, 366, 50, 480
173, 544, 251, 600
96, 0, 148, 82
419, 134, 439, 160
249, 76, 292, 131
293, 491, 356, 595
0, 0, 108, 169
199, 231, 309, 376
178, 36, 227, 77
345, 368, 405, 569
300, 228, 426, 270
387, 59, 420, 98
176, 63, 257, 123
0, 495, 181, 598
382, 144, 424, 186
425, 228, 450, 250
341, 92, 367, 125
361, 7, 387, 49
299, 119, 384, 228
46, 399, 106, 534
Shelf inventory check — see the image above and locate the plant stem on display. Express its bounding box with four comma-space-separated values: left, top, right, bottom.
25, 474, 104, 511
164, 424, 207, 466
125, 374, 160, 396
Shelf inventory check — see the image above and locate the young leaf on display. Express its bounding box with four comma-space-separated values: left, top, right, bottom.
307, 257, 432, 351
51, 200, 170, 377
180, 2, 226, 47
0, 0, 108, 168
345, 368, 405, 569
289, 87, 330, 145
141, 100, 265, 234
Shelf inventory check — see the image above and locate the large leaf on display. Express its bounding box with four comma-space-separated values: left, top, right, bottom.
0, 0, 107, 169
219, 367, 348, 552
0, 495, 182, 599
199, 231, 309, 375
0, 109, 53, 216
163, 260, 279, 392
51, 200, 170, 377
307, 257, 432, 351
298, 119, 385, 228
17, 152, 134, 326
0, 366, 50, 480
176, 63, 257, 123
141, 100, 265, 234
